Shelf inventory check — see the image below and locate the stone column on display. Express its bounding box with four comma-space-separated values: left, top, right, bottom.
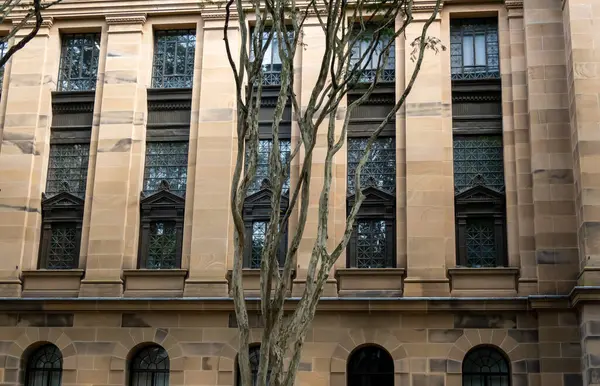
183, 16, 235, 296
403, 7, 452, 296
0, 19, 54, 297
79, 14, 148, 297
523, 0, 579, 295
562, 0, 600, 286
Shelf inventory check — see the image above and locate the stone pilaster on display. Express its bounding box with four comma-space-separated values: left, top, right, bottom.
403, 9, 452, 296
562, 0, 600, 286
184, 17, 234, 296
79, 14, 148, 297
580, 304, 600, 385
0, 19, 54, 297
523, 0, 579, 295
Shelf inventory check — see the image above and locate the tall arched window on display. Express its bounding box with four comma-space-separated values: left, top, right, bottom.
347, 345, 394, 386
129, 345, 169, 386
25, 343, 63, 386
463, 346, 510, 386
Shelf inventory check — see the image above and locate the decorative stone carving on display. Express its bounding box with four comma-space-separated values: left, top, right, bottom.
105, 13, 147, 25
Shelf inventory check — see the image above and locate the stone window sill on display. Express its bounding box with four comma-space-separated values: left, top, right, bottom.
21, 269, 85, 298
335, 268, 406, 297
122, 269, 187, 298
448, 267, 519, 297
226, 269, 295, 297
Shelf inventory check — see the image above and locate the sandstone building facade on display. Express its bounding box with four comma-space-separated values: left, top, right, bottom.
0, 0, 598, 385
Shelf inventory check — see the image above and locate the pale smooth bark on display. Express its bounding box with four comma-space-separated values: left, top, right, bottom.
225, 0, 444, 385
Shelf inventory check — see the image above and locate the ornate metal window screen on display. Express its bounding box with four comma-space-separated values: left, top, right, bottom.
347, 345, 394, 386
462, 346, 510, 386
250, 221, 267, 269
354, 220, 390, 268
57, 33, 101, 91
152, 29, 196, 88
0, 41, 7, 90
143, 141, 189, 197
130, 345, 170, 386
246, 139, 291, 196
46, 143, 90, 199
347, 137, 396, 195
451, 18, 500, 80
453, 135, 504, 194
47, 223, 80, 269
465, 218, 497, 268
146, 221, 178, 269
250, 29, 294, 86
25, 344, 63, 386
350, 26, 395, 84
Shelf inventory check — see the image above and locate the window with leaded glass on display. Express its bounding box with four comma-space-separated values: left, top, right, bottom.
350, 26, 395, 84
25, 344, 63, 386
46, 223, 79, 269
347, 345, 394, 386
462, 346, 510, 386
347, 137, 396, 195
451, 18, 499, 80
251, 29, 294, 86
45, 143, 90, 199
143, 141, 189, 197
57, 33, 101, 91
0, 40, 8, 90
129, 345, 169, 386
152, 29, 196, 88
146, 221, 178, 269
246, 139, 291, 196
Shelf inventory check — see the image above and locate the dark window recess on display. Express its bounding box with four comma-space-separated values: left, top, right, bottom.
152, 29, 196, 89
130, 345, 170, 386
139, 89, 191, 270
39, 92, 94, 270
453, 135, 504, 194
57, 33, 101, 91
246, 139, 291, 196
347, 345, 394, 386
349, 25, 395, 84
451, 18, 500, 81
0, 40, 7, 90
143, 141, 189, 197
347, 137, 396, 195
251, 28, 294, 86
237, 346, 269, 386
25, 344, 63, 386
243, 183, 288, 269
462, 346, 510, 386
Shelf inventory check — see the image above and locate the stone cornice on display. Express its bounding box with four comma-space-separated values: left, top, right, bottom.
410, 0, 444, 13
13, 16, 54, 29
105, 13, 147, 25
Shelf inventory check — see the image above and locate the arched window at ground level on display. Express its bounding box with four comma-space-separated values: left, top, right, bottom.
347, 345, 394, 386
463, 346, 510, 386
129, 344, 170, 386
25, 343, 63, 386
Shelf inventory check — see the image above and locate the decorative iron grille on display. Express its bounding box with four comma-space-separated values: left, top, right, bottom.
47, 224, 79, 269
347, 137, 396, 195
453, 135, 504, 193
152, 29, 196, 88
451, 18, 500, 80
46, 143, 90, 198
0, 41, 7, 90
146, 222, 178, 269
26, 344, 63, 386
130, 345, 170, 386
246, 139, 291, 195
57, 33, 101, 91
350, 27, 395, 84
462, 346, 510, 386
250, 221, 267, 269
143, 141, 189, 197
347, 346, 394, 386
465, 219, 497, 267
354, 220, 390, 268
251, 30, 294, 86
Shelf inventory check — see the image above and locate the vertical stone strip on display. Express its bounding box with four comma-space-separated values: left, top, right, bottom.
580, 305, 600, 386
562, 0, 600, 286
395, 22, 407, 270
0, 19, 54, 297
79, 15, 147, 297
184, 17, 235, 296
403, 6, 452, 296
506, 2, 538, 295
524, 0, 579, 294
